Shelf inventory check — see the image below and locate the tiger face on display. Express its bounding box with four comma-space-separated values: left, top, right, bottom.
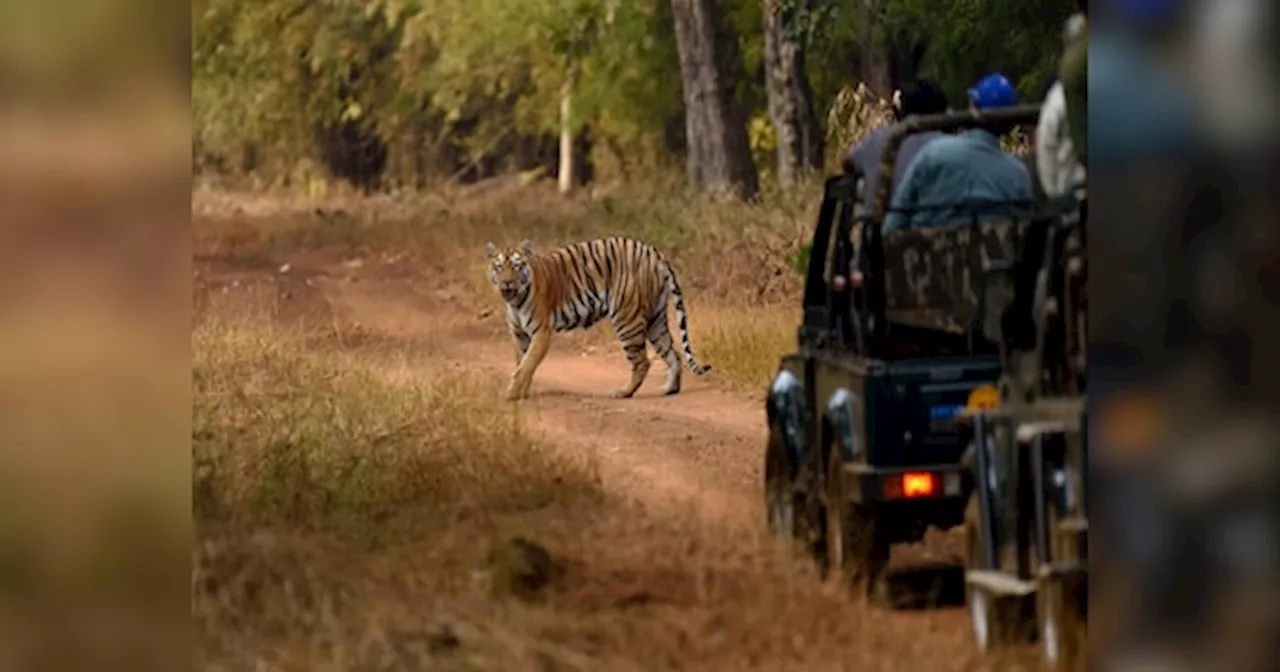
484, 239, 534, 303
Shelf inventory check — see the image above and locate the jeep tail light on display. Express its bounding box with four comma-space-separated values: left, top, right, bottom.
901, 472, 936, 498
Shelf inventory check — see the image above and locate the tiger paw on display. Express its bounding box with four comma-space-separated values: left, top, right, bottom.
610, 389, 635, 399
505, 384, 525, 402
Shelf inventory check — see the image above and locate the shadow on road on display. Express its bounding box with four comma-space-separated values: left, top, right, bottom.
882, 561, 966, 609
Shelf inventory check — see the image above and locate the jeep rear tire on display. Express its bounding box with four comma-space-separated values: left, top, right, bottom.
764, 431, 800, 543
825, 449, 888, 598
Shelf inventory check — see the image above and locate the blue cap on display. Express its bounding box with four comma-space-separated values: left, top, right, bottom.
967, 73, 1018, 109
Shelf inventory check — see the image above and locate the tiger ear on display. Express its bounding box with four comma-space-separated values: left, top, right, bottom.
484, 241, 496, 259
520, 238, 533, 256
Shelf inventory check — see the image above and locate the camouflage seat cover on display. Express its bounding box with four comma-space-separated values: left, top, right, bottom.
881, 218, 1030, 334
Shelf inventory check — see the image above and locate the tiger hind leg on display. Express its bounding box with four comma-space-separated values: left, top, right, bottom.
646, 312, 682, 395
611, 314, 651, 399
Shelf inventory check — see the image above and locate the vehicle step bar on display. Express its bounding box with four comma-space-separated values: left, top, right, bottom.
1037, 561, 1087, 580
1058, 516, 1088, 533
965, 570, 1037, 596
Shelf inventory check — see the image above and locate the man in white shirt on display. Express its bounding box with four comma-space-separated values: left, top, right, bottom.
1036, 14, 1088, 200
1035, 80, 1086, 200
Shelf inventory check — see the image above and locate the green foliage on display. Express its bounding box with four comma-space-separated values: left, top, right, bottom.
774, 0, 837, 48
865, 0, 1073, 102
192, 0, 1069, 186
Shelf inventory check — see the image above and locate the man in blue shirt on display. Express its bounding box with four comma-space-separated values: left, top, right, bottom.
843, 79, 949, 205
882, 73, 1034, 232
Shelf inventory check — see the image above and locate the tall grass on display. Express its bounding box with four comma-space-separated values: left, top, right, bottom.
698, 306, 798, 392
192, 314, 603, 545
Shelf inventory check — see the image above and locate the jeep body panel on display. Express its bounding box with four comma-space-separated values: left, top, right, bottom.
769, 351, 1003, 467
864, 355, 1002, 466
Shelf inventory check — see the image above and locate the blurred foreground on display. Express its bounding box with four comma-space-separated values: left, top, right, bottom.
1090, 0, 1280, 670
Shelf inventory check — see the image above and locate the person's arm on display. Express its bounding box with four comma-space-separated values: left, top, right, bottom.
1036, 83, 1067, 199
883, 151, 930, 232
843, 128, 881, 175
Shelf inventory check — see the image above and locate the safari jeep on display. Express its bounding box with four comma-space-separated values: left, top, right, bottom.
763, 106, 1048, 601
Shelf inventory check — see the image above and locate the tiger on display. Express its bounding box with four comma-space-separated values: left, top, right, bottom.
484, 236, 712, 401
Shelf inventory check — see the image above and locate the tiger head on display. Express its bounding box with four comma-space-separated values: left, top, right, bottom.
484, 239, 534, 303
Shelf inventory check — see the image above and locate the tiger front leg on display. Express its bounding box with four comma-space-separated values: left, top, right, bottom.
511, 328, 531, 365
506, 329, 550, 401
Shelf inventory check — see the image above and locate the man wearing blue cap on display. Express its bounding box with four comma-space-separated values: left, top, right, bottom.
882, 73, 1034, 232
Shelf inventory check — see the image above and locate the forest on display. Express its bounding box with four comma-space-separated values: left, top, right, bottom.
191, 0, 1075, 197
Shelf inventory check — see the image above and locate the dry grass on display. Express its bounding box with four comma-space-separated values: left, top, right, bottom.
189, 313, 995, 671
191, 309, 603, 666
698, 305, 799, 392
189, 308, 997, 671
192, 313, 603, 545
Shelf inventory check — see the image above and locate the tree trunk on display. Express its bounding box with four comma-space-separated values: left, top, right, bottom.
570, 121, 595, 186
558, 78, 575, 194
858, 0, 893, 98
670, 0, 759, 200
762, 0, 824, 184
861, 52, 893, 99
